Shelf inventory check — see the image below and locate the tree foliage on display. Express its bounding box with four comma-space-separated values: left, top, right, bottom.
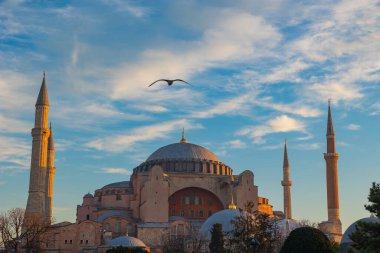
106, 246, 148, 253
349, 182, 380, 252
209, 223, 225, 253
228, 201, 279, 253
280, 227, 335, 253
364, 182, 380, 218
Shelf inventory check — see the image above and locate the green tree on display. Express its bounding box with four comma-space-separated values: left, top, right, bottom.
280, 227, 335, 253
349, 182, 380, 252
209, 223, 226, 253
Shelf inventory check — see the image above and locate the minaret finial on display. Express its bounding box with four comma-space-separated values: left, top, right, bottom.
180, 128, 186, 143
228, 191, 237, 209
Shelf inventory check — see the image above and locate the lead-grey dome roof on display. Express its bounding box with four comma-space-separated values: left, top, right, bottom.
147, 142, 220, 162
107, 235, 146, 248
199, 209, 240, 240
341, 217, 380, 244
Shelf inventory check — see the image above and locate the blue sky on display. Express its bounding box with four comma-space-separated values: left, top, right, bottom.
0, 0, 379, 231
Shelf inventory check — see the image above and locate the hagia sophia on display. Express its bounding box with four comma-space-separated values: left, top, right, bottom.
24, 74, 367, 252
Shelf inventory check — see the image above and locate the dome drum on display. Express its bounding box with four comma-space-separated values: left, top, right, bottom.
133, 158, 232, 175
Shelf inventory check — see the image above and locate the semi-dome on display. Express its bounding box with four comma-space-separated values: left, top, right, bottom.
147, 142, 220, 162
102, 181, 130, 189
199, 209, 240, 240
107, 235, 147, 248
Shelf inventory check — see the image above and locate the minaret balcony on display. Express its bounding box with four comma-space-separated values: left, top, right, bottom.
324, 153, 339, 157
281, 180, 292, 187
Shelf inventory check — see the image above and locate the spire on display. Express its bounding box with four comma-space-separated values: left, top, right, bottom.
48, 122, 54, 150
283, 139, 289, 168
36, 71, 49, 106
327, 99, 334, 135
180, 128, 186, 143
228, 192, 237, 209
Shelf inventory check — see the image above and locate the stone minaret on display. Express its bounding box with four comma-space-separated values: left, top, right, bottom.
25, 73, 50, 221
320, 100, 342, 242
281, 140, 292, 219
45, 123, 55, 223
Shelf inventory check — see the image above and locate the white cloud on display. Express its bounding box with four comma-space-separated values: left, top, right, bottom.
226, 139, 247, 149
108, 10, 280, 102
101, 0, 149, 17
370, 102, 380, 116
307, 83, 364, 103
137, 105, 168, 113
0, 114, 30, 133
85, 119, 203, 152
255, 98, 322, 118
100, 168, 131, 175
238, 115, 306, 144
346, 124, 360, 131
0, 136, 30, 172
190, 94, 251, 119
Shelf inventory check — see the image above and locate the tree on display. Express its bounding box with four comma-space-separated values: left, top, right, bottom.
349, 182, 380, 252
209, 223, 225, 253
106, 246, 148, 253
227, 201, 279, 253
280, 227, 335, 253
0, 208, 50, 253
364, 182, 380, 218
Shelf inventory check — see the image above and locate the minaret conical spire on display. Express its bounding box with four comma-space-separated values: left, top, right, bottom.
283, 139, 289, 169
36, 71, 49, 106
327, 99, 334, 136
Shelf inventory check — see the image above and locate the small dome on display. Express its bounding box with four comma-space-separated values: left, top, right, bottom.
84, 193, 93, 198
199, 209, 240, 240
341, 217, 380, 244
147, 142, 220, 162
107, 235, 147, 248
102, 181, 130, 189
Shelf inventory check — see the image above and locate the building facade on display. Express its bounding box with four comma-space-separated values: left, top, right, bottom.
25, 75, 342, 252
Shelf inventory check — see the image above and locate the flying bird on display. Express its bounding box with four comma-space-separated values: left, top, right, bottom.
148, 79, 191, 87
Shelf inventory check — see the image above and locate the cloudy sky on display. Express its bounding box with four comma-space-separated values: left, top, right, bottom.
0, 0, 379, 230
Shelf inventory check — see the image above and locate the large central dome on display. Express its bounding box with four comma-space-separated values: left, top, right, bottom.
133, 134, 232, 175
147, 142, 220, 162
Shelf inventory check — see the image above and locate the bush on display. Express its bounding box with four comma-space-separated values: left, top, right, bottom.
280, 227, 335, 253
106, 246, 148, 253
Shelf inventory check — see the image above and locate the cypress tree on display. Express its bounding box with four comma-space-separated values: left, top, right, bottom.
209, 223, 226, 253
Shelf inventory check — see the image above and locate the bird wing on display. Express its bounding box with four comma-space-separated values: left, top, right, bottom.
174, 79, 192, 86
148, 79, 169, 87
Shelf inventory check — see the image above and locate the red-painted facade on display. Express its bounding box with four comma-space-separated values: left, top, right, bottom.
168, 187, 224, 220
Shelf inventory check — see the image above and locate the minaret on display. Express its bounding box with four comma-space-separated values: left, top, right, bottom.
25, 72, 50, 220
45, 122, 56, 223
321, 100, 342, 242
281, 140, 292, 219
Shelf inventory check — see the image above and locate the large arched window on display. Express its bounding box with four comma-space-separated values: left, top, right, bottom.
169, 187, 223, 220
